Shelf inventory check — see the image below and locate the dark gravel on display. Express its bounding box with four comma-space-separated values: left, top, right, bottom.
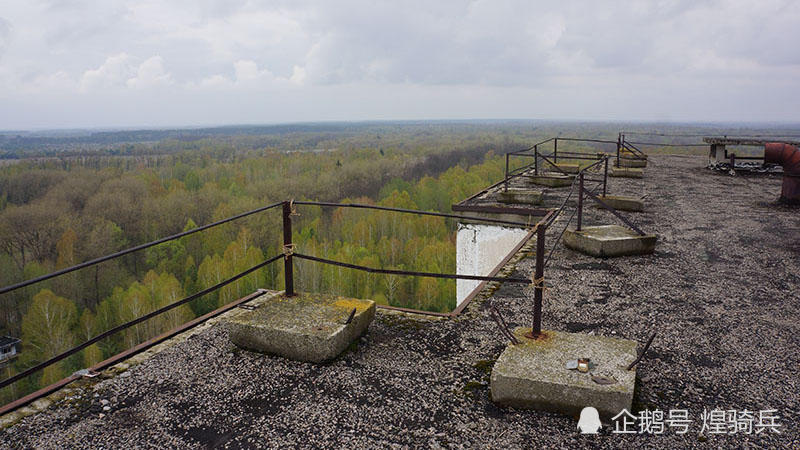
2, 155, 799, 448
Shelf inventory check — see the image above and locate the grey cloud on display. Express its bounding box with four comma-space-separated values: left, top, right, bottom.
0, 0, 799, 128
0, 17, 10, 61
299, 1, 565, 85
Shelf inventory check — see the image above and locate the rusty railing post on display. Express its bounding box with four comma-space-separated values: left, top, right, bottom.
505, 152, 510, 191
577, 172, 584, 231
603, 156, 608, 197
282, 201, 295, 296
531, 224, 546, 337
553, 138, 558, 164
730, 153, 736, 172
616, 134, 621, 167
534, 145, 539, 175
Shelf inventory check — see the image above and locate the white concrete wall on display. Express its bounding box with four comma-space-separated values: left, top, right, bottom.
456, 224, 530, 307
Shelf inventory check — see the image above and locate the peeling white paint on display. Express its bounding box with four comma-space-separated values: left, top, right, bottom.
456, 224, 530, 307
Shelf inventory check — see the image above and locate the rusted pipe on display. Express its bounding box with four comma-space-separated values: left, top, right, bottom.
764, 142, 800, 204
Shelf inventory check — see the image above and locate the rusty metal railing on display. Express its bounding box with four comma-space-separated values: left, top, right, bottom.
0, 201, 285, 296
0, 254, 284, 392
0, 197, 549, 404
502, 137, 614, 190
286, 200, 555, 334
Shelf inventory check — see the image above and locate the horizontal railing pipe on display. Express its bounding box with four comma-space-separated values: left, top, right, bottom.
627, 141, 707, 147
553, 137, 618, 145
0, 201, 284, 296
293, 253, 532, 284
0, 254, 284, 390
293, 201, 541, 228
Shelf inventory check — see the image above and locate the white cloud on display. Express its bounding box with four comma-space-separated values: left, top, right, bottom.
126, 55, 172, 89
79, 53, 172, 91
290, 65, 306, 85
192, 59, 304, 90
233, 59, 270, 82
80, 53, 135, 91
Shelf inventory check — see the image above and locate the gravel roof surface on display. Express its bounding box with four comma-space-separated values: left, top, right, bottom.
3, 155, 799, 448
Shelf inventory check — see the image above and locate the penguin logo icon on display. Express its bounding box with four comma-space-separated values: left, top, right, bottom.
577, 407, 602, 434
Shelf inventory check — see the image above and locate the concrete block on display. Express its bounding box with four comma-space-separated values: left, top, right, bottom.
497, 188, 543, 205
620, 150, 647, 159
596, 195, 644, 212
563, 224, 657, 257
553, 163, 580, 174
527, 173, 575, 187
226, 292, 375, 363
620, 158, 647, 168
491, 328, 637, 421
610, 167, 643, 178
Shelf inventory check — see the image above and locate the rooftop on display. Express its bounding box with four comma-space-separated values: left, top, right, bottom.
2, 155, 799, 448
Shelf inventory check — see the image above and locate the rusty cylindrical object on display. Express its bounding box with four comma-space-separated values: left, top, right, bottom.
764, 143, 800, 205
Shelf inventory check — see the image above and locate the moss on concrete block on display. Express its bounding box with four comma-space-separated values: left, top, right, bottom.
610, 167, 644, 178
596, 195, 644, 212
620, 158, 647, 168
225, 292, 375, 363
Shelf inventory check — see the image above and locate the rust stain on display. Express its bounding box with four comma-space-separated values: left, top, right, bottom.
522, 329, 551, 342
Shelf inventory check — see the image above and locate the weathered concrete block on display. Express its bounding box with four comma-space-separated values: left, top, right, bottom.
527, 173, 575, 187
620, 158, 647, 168
491, 328, 637, 422
563, 224, 657, 257
497, 188, 543, 205
226, 292, 375, 363
553, 163, 580, 174
620, 150, 647, 159
610, 167, 644, 178
596, 195, 644, 212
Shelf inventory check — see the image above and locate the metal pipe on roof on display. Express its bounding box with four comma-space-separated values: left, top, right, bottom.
764, 142, 800, 204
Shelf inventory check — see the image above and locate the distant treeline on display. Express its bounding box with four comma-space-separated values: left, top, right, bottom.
0, 121, 548, 155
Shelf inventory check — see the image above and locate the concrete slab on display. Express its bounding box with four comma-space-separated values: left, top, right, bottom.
225, 292, 376, 363
527, 173, 575, 187
491, 328, 637, 422
596, 195, 644, 212
553, 163, 580, 174
563, 224, 657, 257
610, 167, 644, 178
497, 188, 543, 205
457, 211, 541, 227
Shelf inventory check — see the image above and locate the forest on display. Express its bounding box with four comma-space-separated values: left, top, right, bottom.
0, 121, 561, 403
0, 120, 790, 404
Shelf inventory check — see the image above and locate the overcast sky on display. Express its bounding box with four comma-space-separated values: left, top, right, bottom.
0, 0, 798, 129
